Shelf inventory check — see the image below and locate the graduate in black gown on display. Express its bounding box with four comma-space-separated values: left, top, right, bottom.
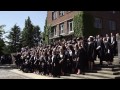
59, 45, 68, 75
52, 49, 60, 77
67, 45, 74, 74
82, 37, 89, 71
96, 36, 105, 65
103, 37, 113, 65
111, 36, 117, 56
87, 36, 96, 71
47, 50, 52, 76
76, 40, 86, 74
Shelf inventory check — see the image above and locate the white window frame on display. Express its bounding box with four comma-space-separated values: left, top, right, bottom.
109, 20, 116, 30
68, 20, 73, 32
59, 11, 64, 16
94, 17, 102, 29
53, 26, 57, 36
52, 11, 57, 20
59, 23, 64, 34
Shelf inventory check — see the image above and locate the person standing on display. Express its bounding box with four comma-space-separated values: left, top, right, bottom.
52, 49, 61, 77
103, 37, 113, 65
87, 36, 96, 71
96, 36, 105, 65
76, 39, 86, 74
106, 34, 111, 44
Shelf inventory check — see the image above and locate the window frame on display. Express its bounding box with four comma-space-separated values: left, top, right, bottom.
59, 23, 64, 34
109, 20, 116, 31
94, 17, 102, 29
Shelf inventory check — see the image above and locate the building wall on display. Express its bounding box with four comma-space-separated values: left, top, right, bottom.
47, 11, 120, 38
86, 11, 120, 35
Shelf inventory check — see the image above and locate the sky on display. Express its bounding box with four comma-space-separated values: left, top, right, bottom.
0, 11, 47, 40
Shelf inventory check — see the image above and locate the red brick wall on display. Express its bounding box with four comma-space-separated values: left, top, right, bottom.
47, 11, 120, 36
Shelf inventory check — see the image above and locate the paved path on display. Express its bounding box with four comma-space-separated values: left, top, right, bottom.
0, 69, 30, 79
10, 69, 61, 79
0, 64, 61, 79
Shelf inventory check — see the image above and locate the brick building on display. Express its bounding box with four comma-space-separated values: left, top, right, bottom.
47, 11, 120, 40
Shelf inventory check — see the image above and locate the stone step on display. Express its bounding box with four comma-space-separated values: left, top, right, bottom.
95, 67, 120, 71
70, 74, 110, 79
85, 73, 120, 79
94, 64, 120, 68
114, 56, 118, 58
97, 70, 120, 75
60, 76, 83, 79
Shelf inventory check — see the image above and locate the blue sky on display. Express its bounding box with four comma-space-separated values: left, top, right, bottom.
0, 11, 47, 40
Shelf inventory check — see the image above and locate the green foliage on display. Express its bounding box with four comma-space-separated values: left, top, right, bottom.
73, 12, 98, 38
0, 25, 5, 55
83, 12, 98, 37
21, 17, 35, 48
0, 39, 5, 55
43, 18, 51, 45
73, 11, 84, 37
2, 45, 11, 54
0, 25, 5, 38
21, 17, 41, 48
33, 25, 41, 46
7, 24, 21, 53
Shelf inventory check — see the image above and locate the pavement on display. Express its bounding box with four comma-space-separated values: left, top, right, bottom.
0, 69, 30, 79
0, 57, 119, 79
10, 69, 61, 79
0, 64, 61, 79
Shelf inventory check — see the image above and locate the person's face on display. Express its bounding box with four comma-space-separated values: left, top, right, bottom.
98, 35, 100, 38
111, 33, 113, 36
106, 34, 108, 37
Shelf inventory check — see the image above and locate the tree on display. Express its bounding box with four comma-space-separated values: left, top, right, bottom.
0, 25, 5, 55
7, 24, 21, 53
43, 18, 52, 45
73, 11, 98, 38
0, 25, 5, 38
2, 45, 11, 54
43, 18, 48, 44
0, 39, 5, 55
33, 25, 41, 46
21, 16, 34, 48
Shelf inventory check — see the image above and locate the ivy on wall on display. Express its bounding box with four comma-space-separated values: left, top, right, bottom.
73, 11, 99, 38
44, 25, 51, 45
73, 11, 84, 38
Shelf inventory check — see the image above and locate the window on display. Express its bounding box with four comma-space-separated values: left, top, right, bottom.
53, 26, 57, 36
67, 11, 72, 13
68, 20, 73, 32
52, 11, 57, 20
59, 11, 64, 16
94, 17, 102, 29
59, 23, 64, 34
109, 20, 116, 30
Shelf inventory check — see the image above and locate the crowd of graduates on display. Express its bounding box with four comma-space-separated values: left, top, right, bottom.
14, 33, 119, 77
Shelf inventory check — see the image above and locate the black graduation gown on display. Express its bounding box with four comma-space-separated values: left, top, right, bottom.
44, 55, 48, 74
34, 57, 40, 70
87, 42, 96, 62
40, 56, 45, 73
104, 41, 113, 62
97, 40, 105, 61
77, 47, 86, 72
61, 50, 69, 74
52, 54, 60, 77
83, 40, 89, 69
93, 41, 98, 60
111, 40, 117, 56
48, 55, 52, 74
